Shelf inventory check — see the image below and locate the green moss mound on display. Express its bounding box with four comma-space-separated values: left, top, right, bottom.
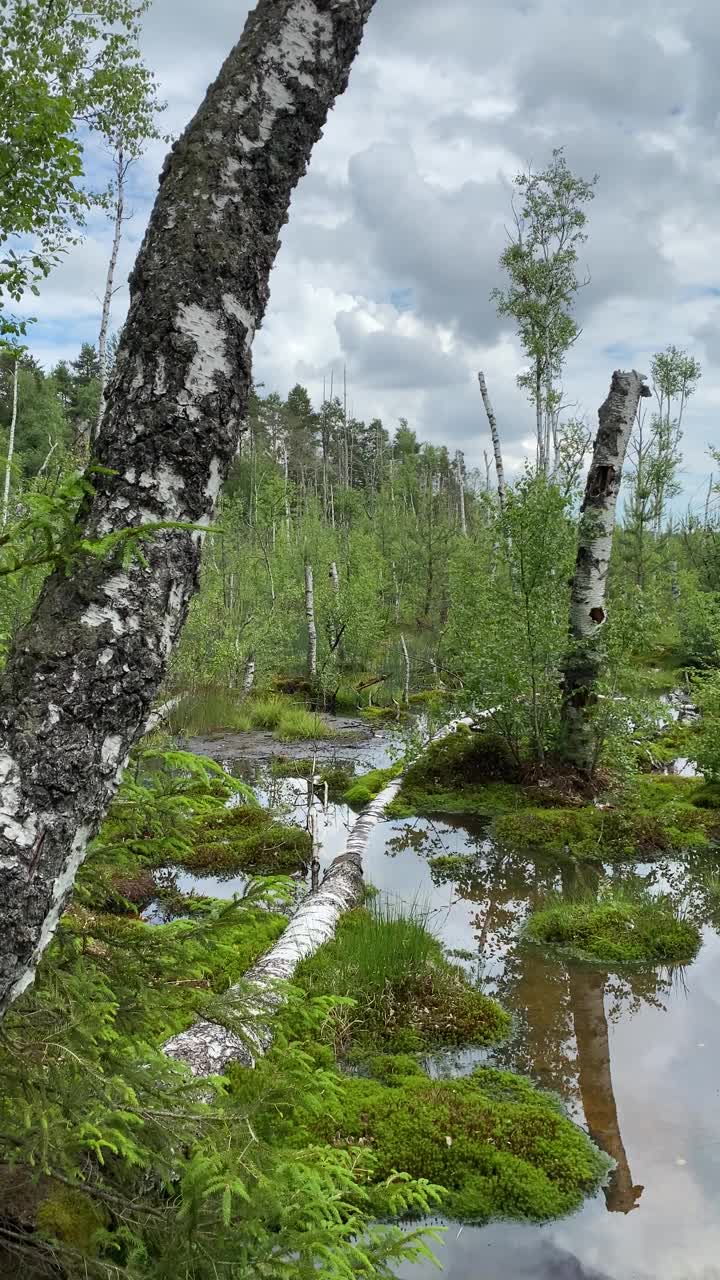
294, 905, 509, 1053
343, 765, 401, 808
525, 891, 701, 967
311, 1059, 611, 1224
389, 727, 525, 817
176, 806, 311, 876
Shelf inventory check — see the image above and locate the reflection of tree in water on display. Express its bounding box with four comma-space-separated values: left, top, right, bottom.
420, 825, 704, 1216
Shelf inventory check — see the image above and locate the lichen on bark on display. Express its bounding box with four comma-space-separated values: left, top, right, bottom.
0, 0, 378, 1016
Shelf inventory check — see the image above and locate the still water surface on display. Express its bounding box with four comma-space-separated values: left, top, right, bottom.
173, 731, 720, 1280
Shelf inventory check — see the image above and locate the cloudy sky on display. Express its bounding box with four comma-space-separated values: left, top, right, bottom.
22, 0, 720, 507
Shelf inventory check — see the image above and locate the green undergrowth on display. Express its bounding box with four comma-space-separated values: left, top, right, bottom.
343, 764, 402, 808
293, 903, 509, 1054
525, 889, 701, 967
637, 717, 699, 771
270, 758, 356, 796
253, 1051, 611, 1225
80, 747, 311, 891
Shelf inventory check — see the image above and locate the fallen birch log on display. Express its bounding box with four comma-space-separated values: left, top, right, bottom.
164, 778, 402, 1076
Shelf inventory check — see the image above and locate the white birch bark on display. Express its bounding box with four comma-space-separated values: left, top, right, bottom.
242, 651, 256, 694
328, 559, 341, 654
455, 449, 467, 535
0, 0, 378, 1018
400, 632, 410, 705
2, 357, 19, 529
93, 146, 127, 451
164, 778, 402, 1075
304, 561, 317, 679
561, 370, 651, 770
478, 371, 506, 510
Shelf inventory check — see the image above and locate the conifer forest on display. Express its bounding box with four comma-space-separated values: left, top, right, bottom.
2, 1, 720, 1277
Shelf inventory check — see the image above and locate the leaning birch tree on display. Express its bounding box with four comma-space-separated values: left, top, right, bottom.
0, 0, 378, 1019
560, 370, 650, 771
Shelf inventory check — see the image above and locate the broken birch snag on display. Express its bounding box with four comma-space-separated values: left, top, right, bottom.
560, 370, 650, 772
304, 562, 318, 677
0, 0, 378, 1018
477, 371, 506, 510
164, 779, 402, 1076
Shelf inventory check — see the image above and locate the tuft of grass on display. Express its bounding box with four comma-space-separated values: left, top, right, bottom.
294, 899, 509, 1053
524, 889, 701, 967
167, 691, 335, 742
274, 707, 332, 742
166, 690, 252, 735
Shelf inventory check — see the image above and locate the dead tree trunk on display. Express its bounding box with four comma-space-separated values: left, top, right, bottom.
328, 559, 342, 654
478, 371, 505, 510
2, 356, 19, 529
164, 778, 402, 1075
455, 450, 467, 535
0, 0, 377, 1019
305, 562, 317, 679
242, 651, 256, 695
400, 632, 410, 705
92, 145, 128, 453
560, 370, 650, 771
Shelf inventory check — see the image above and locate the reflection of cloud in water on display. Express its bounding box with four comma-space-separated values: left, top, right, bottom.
169, 755, 720, 1280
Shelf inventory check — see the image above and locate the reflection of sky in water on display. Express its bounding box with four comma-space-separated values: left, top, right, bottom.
149, 735, 720, 1280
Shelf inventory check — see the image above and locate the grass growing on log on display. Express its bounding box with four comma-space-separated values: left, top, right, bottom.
524, 889, 701, 967
296, 1055, 611, 1224
343, 765, 401, 807
294, 901, 509, 1053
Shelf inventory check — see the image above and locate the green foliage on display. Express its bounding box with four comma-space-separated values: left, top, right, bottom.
491, 148, 596, 472
0, 1, 164, 337
293, 902, 510, 1054
302, 1060, 611, 1224
390, 726, 525, 816
446, 474, 576, 762
178, 807, 311, 877
689, 671, 720, 779
525, 889, 701, 967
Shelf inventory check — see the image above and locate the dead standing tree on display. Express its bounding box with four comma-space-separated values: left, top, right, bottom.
560, 370, 650, 771
0, 0, 378, 1018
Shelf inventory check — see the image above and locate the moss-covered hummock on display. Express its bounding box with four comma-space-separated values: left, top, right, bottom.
387, 727, 529, 818
525, 891, 701, 967
309, 1057, 611, 1224
174, 806, 311, 877
294, 905, 509, 1053
343, 764, 401, 808
496, 775, 720, 860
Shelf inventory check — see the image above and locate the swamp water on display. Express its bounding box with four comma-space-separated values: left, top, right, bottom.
158, 723, 720, 1280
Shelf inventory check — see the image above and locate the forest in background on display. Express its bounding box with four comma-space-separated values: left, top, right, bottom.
5, 1, 720, 1277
